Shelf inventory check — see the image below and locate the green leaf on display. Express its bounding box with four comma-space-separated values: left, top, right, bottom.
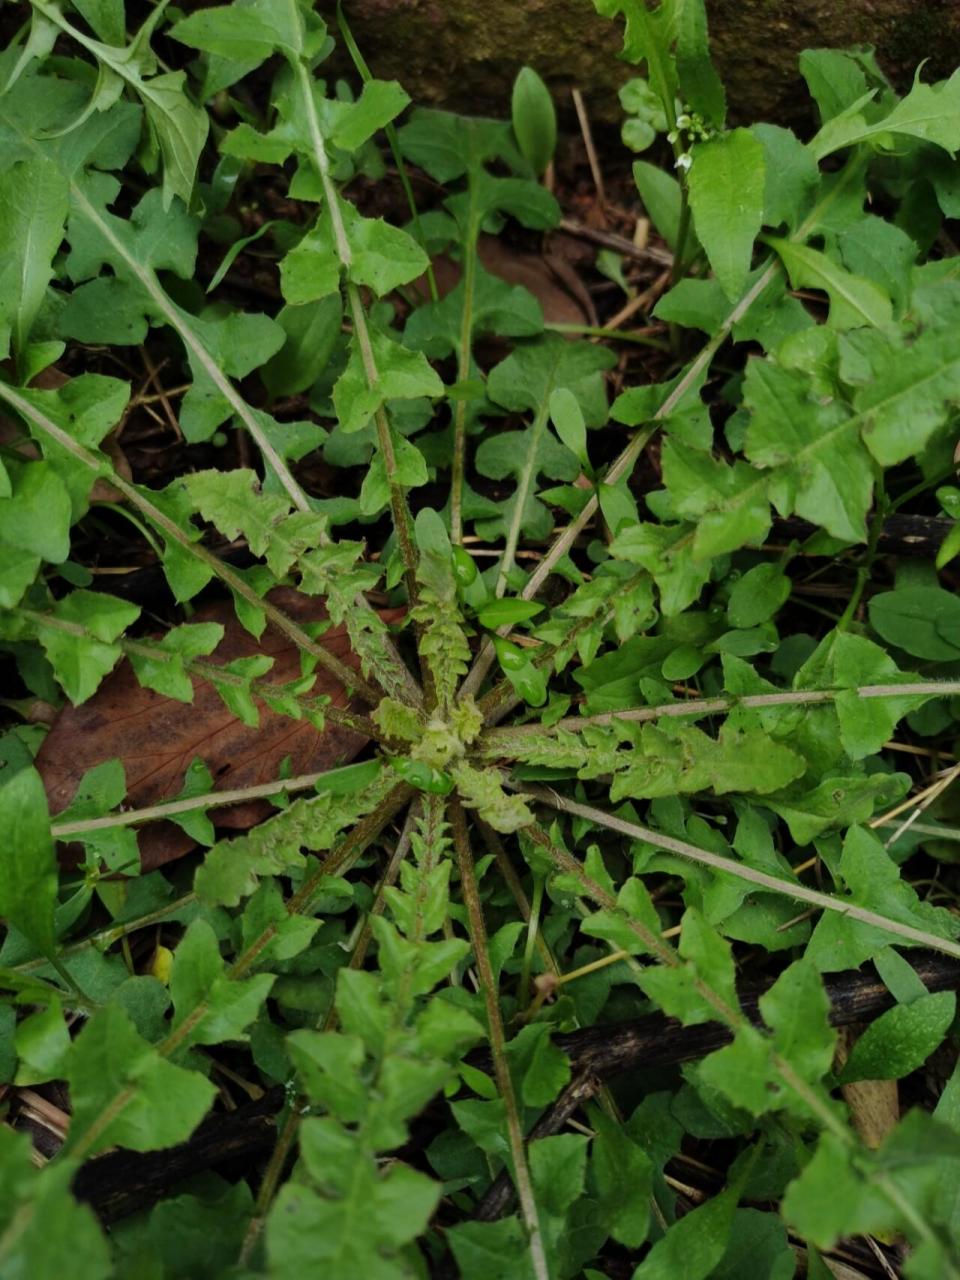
640, 909, 738, 1026
476, 600, 543, 629
742, 359, 869, 544
810, 68, 960, 161
633, 1184, 739, 1279
35, 590, 139, 704
839, 991, 956, 1083
65, 1004, 217, 1156
807, 826, 960, 971
0, 1128, 111, 1279
0, 156, 69, 362
332, 79, 410, 151
507, 1023, 570, 1107
170, 919, 275, 1048
511, 66, 556, 175
0, 460, 72, 563
633, 159, 687, 251
591, 1110, 653, 1246
278, 229, 340, 304
799, 48, 885, 125
332, 327, 443, 433
528, 1132, 587, 1215
750, 123, 819, 230
347, 200, 431, 297
261, 295, 343, 398
137, 71, 210, 210
267, 1122, 440, 1278
869, 586, 960, 660
71, 0, 125, 44
766, 237, 892, 329
727, 562, 791, 627
0, 767, 57, 954
170, 0, 324, 65
549, 386, 588, 465
447, 1218, 529, 1280
687, 129, 765, 299
15, 998, 70, 1085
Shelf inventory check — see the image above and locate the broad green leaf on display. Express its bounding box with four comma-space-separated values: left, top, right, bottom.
170, 0, 325, 65
633, 159, 687, 251
839, 991, 956, 1083
0, 460, 72, 563
0, 157, 69, 361
267, 1122, 439, 1277
528, 1132, 587, 1216
549, 386, 588, 464
0, 1128, 111, 1279
261, 295, 343, 398
332, 79, 410, 151
633, 1184, 739, 1279
447, 1218, 529, 1280
727, 562, 791, 627
760, 959, 837, 1096
15, 999, 70, 1085
591, 1111, 652, 1246
807, 826, 960, 970
687, 129, 765, 299
868, 586, 960, 660
341, 200, 429, 297
750, 122, 819, 230
137, 71, 209, 209
128, 621, 223, 703
766, 237, 892, 329
507, 1023, 570, 1107
71, 0, 126, 44
511, 66, 556, 175
660, 438, 771, 557
332, 327, 443, 433
810, 68, 960, 161
35, 590, 140, 703
799, 48, 887, 125
640, 909, 738, 1026
170, 919, 274, 1047
743, 359, 868, 544
0, 767, 57, 954
65, 1004, 217, 1156
278, 228, 340, 304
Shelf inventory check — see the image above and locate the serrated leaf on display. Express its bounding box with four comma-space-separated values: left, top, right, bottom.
332, 79, 410, 151
65, 1004, 217, 1156
332, 327, 443, 433
170, 919, 274, 1047
810, 68, 960, 161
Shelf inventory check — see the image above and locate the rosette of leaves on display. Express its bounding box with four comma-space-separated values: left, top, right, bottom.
2, 1, 960, 1277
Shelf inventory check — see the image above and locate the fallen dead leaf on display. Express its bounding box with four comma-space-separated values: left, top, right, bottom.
415, 234, 591, 329
36, 590, 390, 870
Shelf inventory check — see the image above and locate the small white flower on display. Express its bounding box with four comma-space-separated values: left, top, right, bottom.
675, 152, 693, 172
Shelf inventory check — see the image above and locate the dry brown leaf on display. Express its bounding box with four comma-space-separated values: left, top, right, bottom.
36, 590, 389, 870
414, 235, 590, 328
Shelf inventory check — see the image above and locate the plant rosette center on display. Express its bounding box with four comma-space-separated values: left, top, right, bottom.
377, 696, 485, 793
